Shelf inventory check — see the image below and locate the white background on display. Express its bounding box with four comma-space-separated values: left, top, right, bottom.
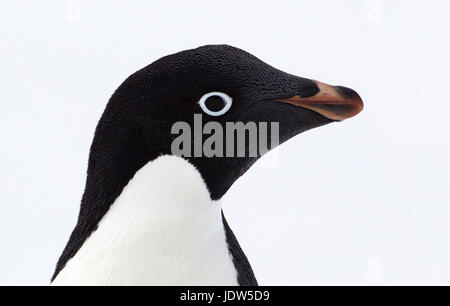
1, 0, 449, 285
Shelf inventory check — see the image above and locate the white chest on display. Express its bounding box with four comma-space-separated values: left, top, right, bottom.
52, 155, 238, 286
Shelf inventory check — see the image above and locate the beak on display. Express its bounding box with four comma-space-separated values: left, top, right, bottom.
277, 80, 364, 121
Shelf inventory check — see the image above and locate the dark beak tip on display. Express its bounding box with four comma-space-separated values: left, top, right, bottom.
331, 85, 364, 120
334, 86, 360, 99
348, 91, 364, 119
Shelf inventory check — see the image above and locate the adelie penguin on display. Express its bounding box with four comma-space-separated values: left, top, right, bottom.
51, 45, 363, 285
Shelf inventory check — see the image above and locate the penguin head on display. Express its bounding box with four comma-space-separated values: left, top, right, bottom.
89, 44, 363, 201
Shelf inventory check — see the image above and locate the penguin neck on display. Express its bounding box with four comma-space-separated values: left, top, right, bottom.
53, 155, 240, 285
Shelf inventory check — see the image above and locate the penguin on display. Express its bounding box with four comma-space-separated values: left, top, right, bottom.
51, 45, 363, 285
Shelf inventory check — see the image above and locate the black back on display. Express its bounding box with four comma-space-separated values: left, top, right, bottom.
222, 212, 258, 286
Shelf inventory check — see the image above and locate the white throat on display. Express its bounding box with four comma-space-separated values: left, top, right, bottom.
52, 155, 238, 286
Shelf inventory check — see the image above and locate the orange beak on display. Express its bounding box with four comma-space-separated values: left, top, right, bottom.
277, 80, 364, 121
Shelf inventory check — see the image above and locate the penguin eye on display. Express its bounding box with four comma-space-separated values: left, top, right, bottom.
198, 92, 232, 116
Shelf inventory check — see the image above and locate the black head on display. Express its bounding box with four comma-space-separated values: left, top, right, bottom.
52, 44, 363, 280
94, 45, 363, 197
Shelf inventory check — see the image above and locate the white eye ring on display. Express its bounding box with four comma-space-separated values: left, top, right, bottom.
198, 92, 232, 116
